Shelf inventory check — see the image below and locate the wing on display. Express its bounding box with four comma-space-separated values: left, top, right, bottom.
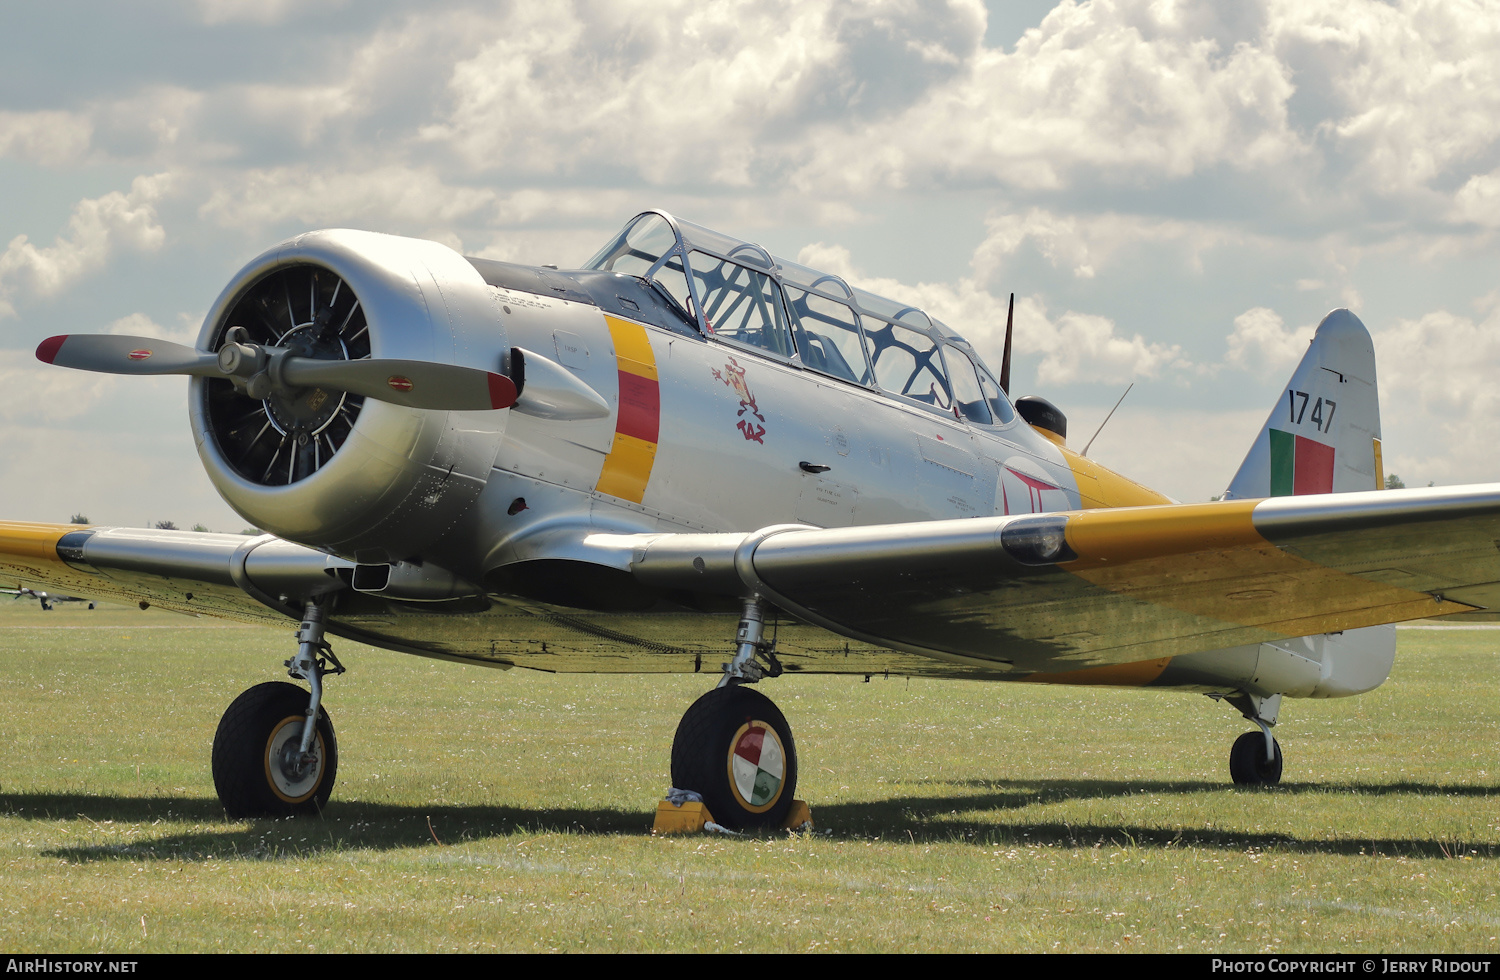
631, 484, 1500, 674
0, 522, 312, 626
12, 482, 1500, 678
0, 522, 444, 654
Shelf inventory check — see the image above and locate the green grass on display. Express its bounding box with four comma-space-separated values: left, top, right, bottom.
0, 599, 1497, 952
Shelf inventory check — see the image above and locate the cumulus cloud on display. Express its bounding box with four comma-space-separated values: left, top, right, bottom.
972, 207, 1235, 281
104, 312, 201, 346
0, 110, 92, 165
792, 0, 1300, 194
1270, 0, 1500, 199
198, 166, 496, 230
1224, 306, 1309, 377
1371, 307, 1500, 485
794, 241, 1188, 385
0, 175, 170, 318
0, 351, 114, 423
417, 0, 988, 188
1452, 167, 1500, 226
1026, 303, 1192, 386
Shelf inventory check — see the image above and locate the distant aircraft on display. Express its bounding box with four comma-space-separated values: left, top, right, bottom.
3, 588, 94, 611
5, 210, 1495, 828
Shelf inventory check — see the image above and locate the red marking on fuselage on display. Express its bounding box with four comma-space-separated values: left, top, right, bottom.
616, 371, 660, 442
1005, 466, 1061, 513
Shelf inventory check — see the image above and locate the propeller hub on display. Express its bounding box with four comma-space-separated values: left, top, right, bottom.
262, 324, 351, 441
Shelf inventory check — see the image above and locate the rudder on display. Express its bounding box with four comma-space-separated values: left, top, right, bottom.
1224, 309, 1382, 499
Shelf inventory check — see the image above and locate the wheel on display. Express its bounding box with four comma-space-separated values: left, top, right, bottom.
212, 681, 337, 817
670, 686, 797, 830
1229, 730, 1283, 786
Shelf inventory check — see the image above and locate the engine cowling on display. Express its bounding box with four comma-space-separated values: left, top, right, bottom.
190, 229, 510, 562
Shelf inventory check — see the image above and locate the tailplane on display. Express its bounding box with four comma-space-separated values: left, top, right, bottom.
1224, 309, 1382, 499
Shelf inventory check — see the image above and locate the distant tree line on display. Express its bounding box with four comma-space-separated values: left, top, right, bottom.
65, 514, 258, 534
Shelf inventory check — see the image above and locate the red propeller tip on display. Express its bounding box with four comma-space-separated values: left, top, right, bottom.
35, 336, 66, 364
488, 372, 517, 409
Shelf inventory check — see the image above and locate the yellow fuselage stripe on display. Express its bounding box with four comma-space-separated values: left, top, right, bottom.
596, 316, 660, 504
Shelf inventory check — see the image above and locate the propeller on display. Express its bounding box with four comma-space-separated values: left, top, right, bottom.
36, 332, 517, 411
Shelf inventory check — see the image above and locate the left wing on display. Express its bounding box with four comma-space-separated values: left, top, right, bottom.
631, 485, 1500, 673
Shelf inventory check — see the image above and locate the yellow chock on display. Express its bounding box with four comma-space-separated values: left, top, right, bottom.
782, 799, 813, 831
652, 798, 814, 835
653, 800, 714, 835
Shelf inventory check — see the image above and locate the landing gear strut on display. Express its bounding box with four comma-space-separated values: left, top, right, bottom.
1224, 692, 1282, 787
669, 596, 798, 829
211, 599, 344, 817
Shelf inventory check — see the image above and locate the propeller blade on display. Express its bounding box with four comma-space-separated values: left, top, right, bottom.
36, 335, 220, 376
279, 357, 517, 411
38, 333, 517, 411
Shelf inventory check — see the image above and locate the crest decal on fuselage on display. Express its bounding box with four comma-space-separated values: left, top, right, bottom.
711, 356, 767, 444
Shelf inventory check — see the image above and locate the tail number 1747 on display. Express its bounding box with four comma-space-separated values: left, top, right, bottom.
1288, 389, 1336, 434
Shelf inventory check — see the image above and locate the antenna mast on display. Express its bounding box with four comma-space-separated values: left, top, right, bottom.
1081, 383, 1134, 457
999, 292, 1014, 393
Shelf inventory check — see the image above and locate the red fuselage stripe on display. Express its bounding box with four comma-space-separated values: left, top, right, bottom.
616, 370, 660, 443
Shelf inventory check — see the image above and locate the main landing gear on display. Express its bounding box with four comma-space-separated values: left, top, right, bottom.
670, 595, 799, 829
212, 600, 344, 817
1223, 692, 1282, 787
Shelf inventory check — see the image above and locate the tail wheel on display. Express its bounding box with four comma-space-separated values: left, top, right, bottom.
671, 686, 797, 830
212, 681, 338, 817
1229, 730, 1283, 786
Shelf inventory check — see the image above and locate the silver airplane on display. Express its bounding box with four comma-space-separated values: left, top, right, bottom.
3, 587, 95, 611
7, 210, 1500, 828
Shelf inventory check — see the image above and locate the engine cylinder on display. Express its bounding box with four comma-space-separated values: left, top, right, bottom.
190, 230, 510, 562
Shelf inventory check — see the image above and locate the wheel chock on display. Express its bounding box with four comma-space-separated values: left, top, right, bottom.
653, 799, 714, 835
652, 798, 814, 835
781, 799, 813, 831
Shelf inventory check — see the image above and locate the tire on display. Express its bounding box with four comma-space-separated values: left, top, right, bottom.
212, 681, 337, 817
1229, 730, 1283, 786
671, 686, 797, 830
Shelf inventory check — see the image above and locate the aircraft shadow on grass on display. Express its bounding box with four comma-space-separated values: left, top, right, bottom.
7, 778, 1497, 863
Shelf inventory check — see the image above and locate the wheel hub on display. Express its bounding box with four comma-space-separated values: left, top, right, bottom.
266, 715, 324, 802
727, 720, 786, 813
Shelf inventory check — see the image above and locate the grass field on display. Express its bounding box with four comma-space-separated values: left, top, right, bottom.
0, 599, 1497, 953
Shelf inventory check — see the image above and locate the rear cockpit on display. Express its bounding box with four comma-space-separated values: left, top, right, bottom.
582, 210, 1016, 427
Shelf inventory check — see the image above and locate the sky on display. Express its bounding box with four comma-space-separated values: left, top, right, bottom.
3, 0, 1499, 529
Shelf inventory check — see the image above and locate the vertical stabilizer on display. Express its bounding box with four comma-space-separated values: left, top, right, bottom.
1225, 309, 1382, 499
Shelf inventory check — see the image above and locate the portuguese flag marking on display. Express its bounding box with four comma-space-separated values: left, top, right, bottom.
1269, 428, 1335, 496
